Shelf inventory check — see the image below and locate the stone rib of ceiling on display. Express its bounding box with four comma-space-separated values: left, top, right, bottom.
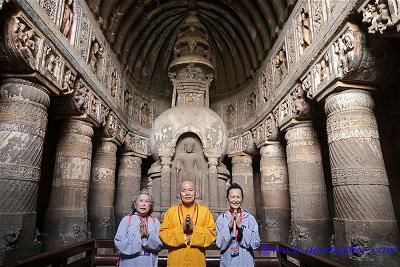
87, 0, 295, 97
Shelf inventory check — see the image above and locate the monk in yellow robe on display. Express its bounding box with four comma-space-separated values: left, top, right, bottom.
159, 180, 216, 267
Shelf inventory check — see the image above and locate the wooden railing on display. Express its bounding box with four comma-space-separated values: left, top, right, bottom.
4, 240, 344, 267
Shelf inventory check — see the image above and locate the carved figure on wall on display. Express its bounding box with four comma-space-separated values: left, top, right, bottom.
140, 103, 151, 128
111, 70, 117, 97
362, 0, 392, 34
273, 49, 287, 83
334, 31, 355, 77
89, 39, 103, 74
171, 136, 207, 197
62, 69, 76, 94
246, 93, 257, 118
124, 90, 133, 116
292, 86, 311, 120
299, 8, 311, 48
320, 54, 330, 81
73, 82, 90, 112
61, 0, 74, 39
13, 18, 37, 65
226, 104, 235, 129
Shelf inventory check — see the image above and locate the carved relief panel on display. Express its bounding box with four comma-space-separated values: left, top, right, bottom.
12, 17, 43, 69
88, 35, 103, 75
273, 45, 288, 87
310, 0, 328, 36
296, 5, 312, 56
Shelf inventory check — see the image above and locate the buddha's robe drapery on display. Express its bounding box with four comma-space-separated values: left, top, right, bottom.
159, 203, 216, 267
114, 213, 163, 267
216, 209, 260, 267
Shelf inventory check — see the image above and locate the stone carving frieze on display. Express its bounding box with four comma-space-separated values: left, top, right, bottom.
213, 1, 364, 134
360, 0, 395, 34
252, 113, 279, 147
124, 132, 150, 157
227, 131, 255, 155
300, 23, 363, 100
11, 16, 43, 69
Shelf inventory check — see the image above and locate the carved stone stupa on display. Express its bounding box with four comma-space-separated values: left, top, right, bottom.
149, 14, 229, 218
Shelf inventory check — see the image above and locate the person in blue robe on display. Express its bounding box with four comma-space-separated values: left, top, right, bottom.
216, 183, 261, 267
114, 190, 163, 267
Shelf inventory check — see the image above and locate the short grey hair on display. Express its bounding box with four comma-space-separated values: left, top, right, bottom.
131, 190, 154, 215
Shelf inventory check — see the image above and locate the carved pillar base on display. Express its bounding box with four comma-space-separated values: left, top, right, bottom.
42, 119, 93, 251
88, 139, 117, 239
231, 155, 256, 215
285, 122, 331, 248
260, 142, 290, 242
325, 90, 399, 263
0, 78, 50, 265
115, 154, 142, 225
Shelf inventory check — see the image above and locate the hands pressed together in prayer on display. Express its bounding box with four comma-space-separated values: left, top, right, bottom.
228, 209, 242, 231
140, 220, 148, 239
183, 215, 194, 245
183, 215, 194, 233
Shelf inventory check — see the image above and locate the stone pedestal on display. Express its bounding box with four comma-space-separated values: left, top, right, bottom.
260, 142, 290, 242
115, 154, 142, 225
325, 90, 399, 263
88, 139, 117, 239
0, 78, 50, 265
285, 122, 331, 247
231, 155, 256, 215
42, 119, 93, 251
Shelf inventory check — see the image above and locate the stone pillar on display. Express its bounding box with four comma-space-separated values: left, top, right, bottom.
325, 90, 399, 259
231, 155, 256, 215
0, 78, 50, 265
285, 122, 330, 247
88, 139, 117, 239
208, 157, 219, 209
260, 142, 290, 242
115, 154, 142, 225
42, 119, 93, 251
160, 156, 171, 209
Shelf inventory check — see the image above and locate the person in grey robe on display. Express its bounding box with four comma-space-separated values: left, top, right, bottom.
114, 190, 163, 267
216, 183, 260, 267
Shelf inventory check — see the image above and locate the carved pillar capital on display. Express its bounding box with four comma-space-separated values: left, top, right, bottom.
325, 89, 374, 114
0, 78, 50, 107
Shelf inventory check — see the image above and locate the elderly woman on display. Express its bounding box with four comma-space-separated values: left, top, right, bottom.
216, 183, 260, 267
114, 190, 163, 267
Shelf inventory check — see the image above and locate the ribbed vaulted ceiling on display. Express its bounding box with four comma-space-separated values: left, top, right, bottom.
86, 0, 295, 97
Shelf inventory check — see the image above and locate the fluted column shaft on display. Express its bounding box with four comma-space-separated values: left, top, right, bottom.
260, 142, 290, 242
285, 122, 330, 247
115, 154, 142, 225
42, 119, 93, 251
231, 155, 256, 215
88, 139, 117, 239
0, 78, 50, 265
325, 90, 399, 252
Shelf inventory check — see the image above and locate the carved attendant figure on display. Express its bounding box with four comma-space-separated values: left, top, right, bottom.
300, 9, 311, 48
61, 0, 74, 39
